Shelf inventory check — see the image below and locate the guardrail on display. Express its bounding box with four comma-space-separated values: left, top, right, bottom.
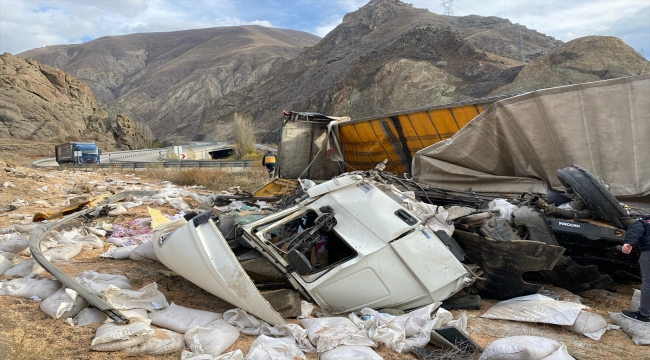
54, 160, 258, 170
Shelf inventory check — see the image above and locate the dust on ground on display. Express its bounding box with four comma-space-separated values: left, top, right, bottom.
0, 164, 646, 359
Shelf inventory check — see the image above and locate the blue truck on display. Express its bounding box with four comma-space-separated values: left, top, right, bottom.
55, 142, 101, 164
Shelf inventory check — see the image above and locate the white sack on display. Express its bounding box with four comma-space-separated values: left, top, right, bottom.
245, 335, 306, 360
101, 244, 137, 259
85, 226, 107, 237
90, 318, 154, 351
320, 345, 384, 360
488, 199, 518, 222
182, 349, 244, 360
58, 234, 104, 249
630, 289, 641, 312
0, 254, 13, 275
0, 251, 16, 260
129, 242, 159, 262
0, 235, 28, 253
108, 205, 127, 216
276, 323, 315, 353
43, 243, 83, 260
299, 317, 375, 353
40, 287, 88, 319
185, 322, 240, 357
120, 308, 150, 321
73, 308, 108, 326
540, 344, 575, 360
150, 302, 222, 333
3, 259, 46, 278
0, 278, 61, 299
51, 229, 81, 242
609, 312, 650, 346
350, 303, 446, 353
123, 328, 185, 355
223, 308, 284, 336
563, 311, 617, 341
481, 294, 585, 326
102, 282, 168, 312
479, 336, 562, 360
76, 271, 131, 293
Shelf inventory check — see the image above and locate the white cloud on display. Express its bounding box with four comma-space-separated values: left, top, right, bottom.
1, 0, 648, 59
314, 16, 343, 37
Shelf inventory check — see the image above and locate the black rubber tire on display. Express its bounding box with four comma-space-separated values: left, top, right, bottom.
556, 164, 625, 227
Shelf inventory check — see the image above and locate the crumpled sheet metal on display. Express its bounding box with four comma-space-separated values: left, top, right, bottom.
412, 75, 650, 204
454, 230, 565, 299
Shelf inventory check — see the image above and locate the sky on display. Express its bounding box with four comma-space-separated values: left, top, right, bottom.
1, 0, 648, 59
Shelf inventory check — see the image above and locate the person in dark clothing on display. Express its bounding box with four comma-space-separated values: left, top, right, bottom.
261, 151, 277, 178
621, 215, 650, 322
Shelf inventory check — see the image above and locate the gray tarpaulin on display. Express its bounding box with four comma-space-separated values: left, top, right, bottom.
412, 75, 650, 205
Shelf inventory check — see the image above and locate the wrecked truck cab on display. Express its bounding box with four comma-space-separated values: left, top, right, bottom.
153, 174, 474, 324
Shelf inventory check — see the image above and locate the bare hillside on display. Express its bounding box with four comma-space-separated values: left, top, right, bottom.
0, 53, 152, 150
19, 26, 320, 137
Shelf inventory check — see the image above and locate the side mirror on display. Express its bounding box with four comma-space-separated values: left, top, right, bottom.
287, 250, 313, 275
99, 150, 103, 155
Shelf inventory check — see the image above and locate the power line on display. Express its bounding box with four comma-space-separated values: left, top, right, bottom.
441, 0, 455, 16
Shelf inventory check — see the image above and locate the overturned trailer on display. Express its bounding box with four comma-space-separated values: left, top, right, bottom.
150, 75, 649, 324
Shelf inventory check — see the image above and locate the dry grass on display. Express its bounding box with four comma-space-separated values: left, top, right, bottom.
5, 324, 65, 360
134, 167, 270, 193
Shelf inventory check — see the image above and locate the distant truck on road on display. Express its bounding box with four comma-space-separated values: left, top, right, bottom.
55, 142, 101, 164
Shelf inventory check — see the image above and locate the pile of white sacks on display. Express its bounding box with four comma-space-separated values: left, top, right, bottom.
1, 261, 472, 359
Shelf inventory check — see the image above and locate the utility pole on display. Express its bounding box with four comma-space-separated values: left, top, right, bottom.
441, 0, 455, 16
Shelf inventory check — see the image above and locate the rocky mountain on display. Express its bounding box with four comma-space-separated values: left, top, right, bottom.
19, 26, 321, 137
0, 53, 152, 150
199, 0, 649, 142
491, 36, 650, 94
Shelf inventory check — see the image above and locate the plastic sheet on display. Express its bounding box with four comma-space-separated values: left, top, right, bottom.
319, 345, 384, 360
300, 316, 375, 352
90, 318, 154, 351
481, 294, 585, 326
609, 312, 650, 346
40, 287, 88, 319
245, 335, 306, 360
150, 302, 222, 333
479, 336, 563, 360
101, 282, 169, 312
123, 328, 185, 355
488, 199, 518, 222
185, 322, 240, 356
106, 218, 154, 247
0, 278, 61, 299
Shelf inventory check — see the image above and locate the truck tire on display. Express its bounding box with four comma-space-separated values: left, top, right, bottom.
556, 165, 626, 227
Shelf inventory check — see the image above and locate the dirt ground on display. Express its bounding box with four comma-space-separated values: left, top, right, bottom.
0, 164, 647, 360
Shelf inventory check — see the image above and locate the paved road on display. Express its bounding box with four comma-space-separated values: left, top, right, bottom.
31, 142, 275, 167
